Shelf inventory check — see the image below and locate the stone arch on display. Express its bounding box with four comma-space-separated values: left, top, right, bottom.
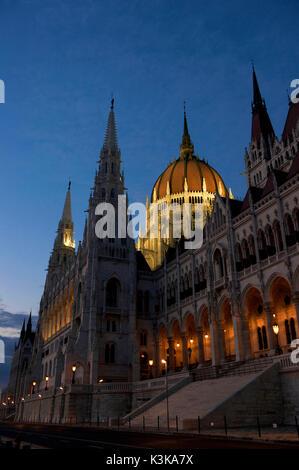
269, 276, 297, 350
105, 277, 121, 308
244, 286, 268, 357
220, 298, 236, 360
158, 323, 168, 374
199, 306, 211, 362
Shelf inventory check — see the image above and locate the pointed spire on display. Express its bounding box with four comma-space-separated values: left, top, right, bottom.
252, 65, 263, 107
20, 319, 25, 341
61, 182, 73, 225
180, 101, 194, 158
25, 312, 32, 340
250, 66, 275, 149
103, 98, 118, 153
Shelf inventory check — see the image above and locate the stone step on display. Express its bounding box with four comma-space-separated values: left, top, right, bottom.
131, 373, 257, 428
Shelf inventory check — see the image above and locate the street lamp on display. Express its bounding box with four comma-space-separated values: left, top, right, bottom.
45, 376, 49, 391
72, 365, 77, 384
148, 359, 154, 379
272, 322, 283, 355
32, 381, 37, 394
161, 359, 169, 431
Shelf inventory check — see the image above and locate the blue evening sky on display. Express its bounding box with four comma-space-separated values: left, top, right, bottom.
0, 0, 298, 315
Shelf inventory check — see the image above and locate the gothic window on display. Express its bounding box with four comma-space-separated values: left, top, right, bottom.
257, 327, 263, 350
285, 319, 291, 345
105, 343, 115, 363
290, 318, 297, 341
273, 220, 284, 251
262, 326, 268, 349
257, 230, 267, 260
140, 331, 147, 346
214, 249, 224, 280
111, 188, 115, 199
106, 278, 120, 307
285, 213, 296, 246
101, 188, 106, 199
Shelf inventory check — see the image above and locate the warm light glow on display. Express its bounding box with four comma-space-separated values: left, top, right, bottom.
148, 360, 154, 366
21, 398, 25, 402
45, 376, 49, 382
273, 323, 279, 335
59, 386, 63, 391
72, 365, 77, 373
141, 354, 145, 358
7, 396, 11, 401
38, 394, 42, 398
98, 379, 104, 383
161, 359, 167, 364
190, 339, 194, 344
176, 343, 180, 348
204, 334, 209, 339
32, 381, 37, 387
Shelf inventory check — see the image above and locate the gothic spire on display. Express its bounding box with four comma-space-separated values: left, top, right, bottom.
180, 102, 194, 158
103, 98, 118, 153
252, 65, 263, 107
61, 181, 73, 226
20, 319, 25, 341
251, 67, 275, 151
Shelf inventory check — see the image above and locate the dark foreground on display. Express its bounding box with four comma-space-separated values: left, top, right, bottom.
1, 422, 299, 450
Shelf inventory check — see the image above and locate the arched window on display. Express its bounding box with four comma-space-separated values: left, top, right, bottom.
235, 243, 243, 271
262, 326, 268, 349
257, 230, 267, 260
265, 225, 276, 256
285, 320, 291, 344
140, 331, 147, 346
290, 318, 297, 341
106, 278, 120, 307
257, 327, 263, 350
273, 220, 284, 252
285, 214, 296, 246
214, 249, 224, 279
105, 343, 115, 363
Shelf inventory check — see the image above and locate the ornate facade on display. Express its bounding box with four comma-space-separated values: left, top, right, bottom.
3, 69, 299, 424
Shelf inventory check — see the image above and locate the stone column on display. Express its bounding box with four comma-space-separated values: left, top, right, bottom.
180, 334, 188, 370
210, 317, 222, 366
167, 337, 175, 371
264, 302, 275, 351
196, 327, 205, 365
231, 303, 243, 361
154, 338, 160, 377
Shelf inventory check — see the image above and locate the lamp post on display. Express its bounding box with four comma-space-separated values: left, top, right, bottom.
272, 322, 283, 355
161, 359, 169, 431
72, 365, 77, 384
45, 376, 49, 391
148, 360, 154, 379
32, 381, 37, 395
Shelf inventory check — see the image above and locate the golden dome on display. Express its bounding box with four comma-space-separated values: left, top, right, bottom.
151, 156, 228, 201
151, 108, 228, 202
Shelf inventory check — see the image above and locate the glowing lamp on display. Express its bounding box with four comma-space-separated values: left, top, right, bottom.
272, 323, 279, 335
148, 360, 154, 366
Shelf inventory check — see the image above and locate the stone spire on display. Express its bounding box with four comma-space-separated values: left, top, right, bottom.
61, 181, 72, 225
103, 98, 118, 153
251, 66, 275, 154
94, 99, 125, 205
48, 183, 75, 272
180, 102, 194, 158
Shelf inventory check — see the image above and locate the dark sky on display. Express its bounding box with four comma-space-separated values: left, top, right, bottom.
0, 0, 298, 314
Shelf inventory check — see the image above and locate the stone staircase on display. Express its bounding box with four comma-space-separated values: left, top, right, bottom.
124, 359, 282, 430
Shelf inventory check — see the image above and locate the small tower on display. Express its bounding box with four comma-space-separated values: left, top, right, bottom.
48, 182, 75, 271
93, 99, 125, 206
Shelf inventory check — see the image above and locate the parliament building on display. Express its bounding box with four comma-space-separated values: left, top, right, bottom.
2, 69, 299, 429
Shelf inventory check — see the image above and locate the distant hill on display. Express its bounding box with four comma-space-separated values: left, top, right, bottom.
0, 310, 37, 392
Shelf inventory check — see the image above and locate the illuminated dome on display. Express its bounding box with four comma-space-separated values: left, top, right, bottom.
151, 155, 228, 201
151, 109, 228, 202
